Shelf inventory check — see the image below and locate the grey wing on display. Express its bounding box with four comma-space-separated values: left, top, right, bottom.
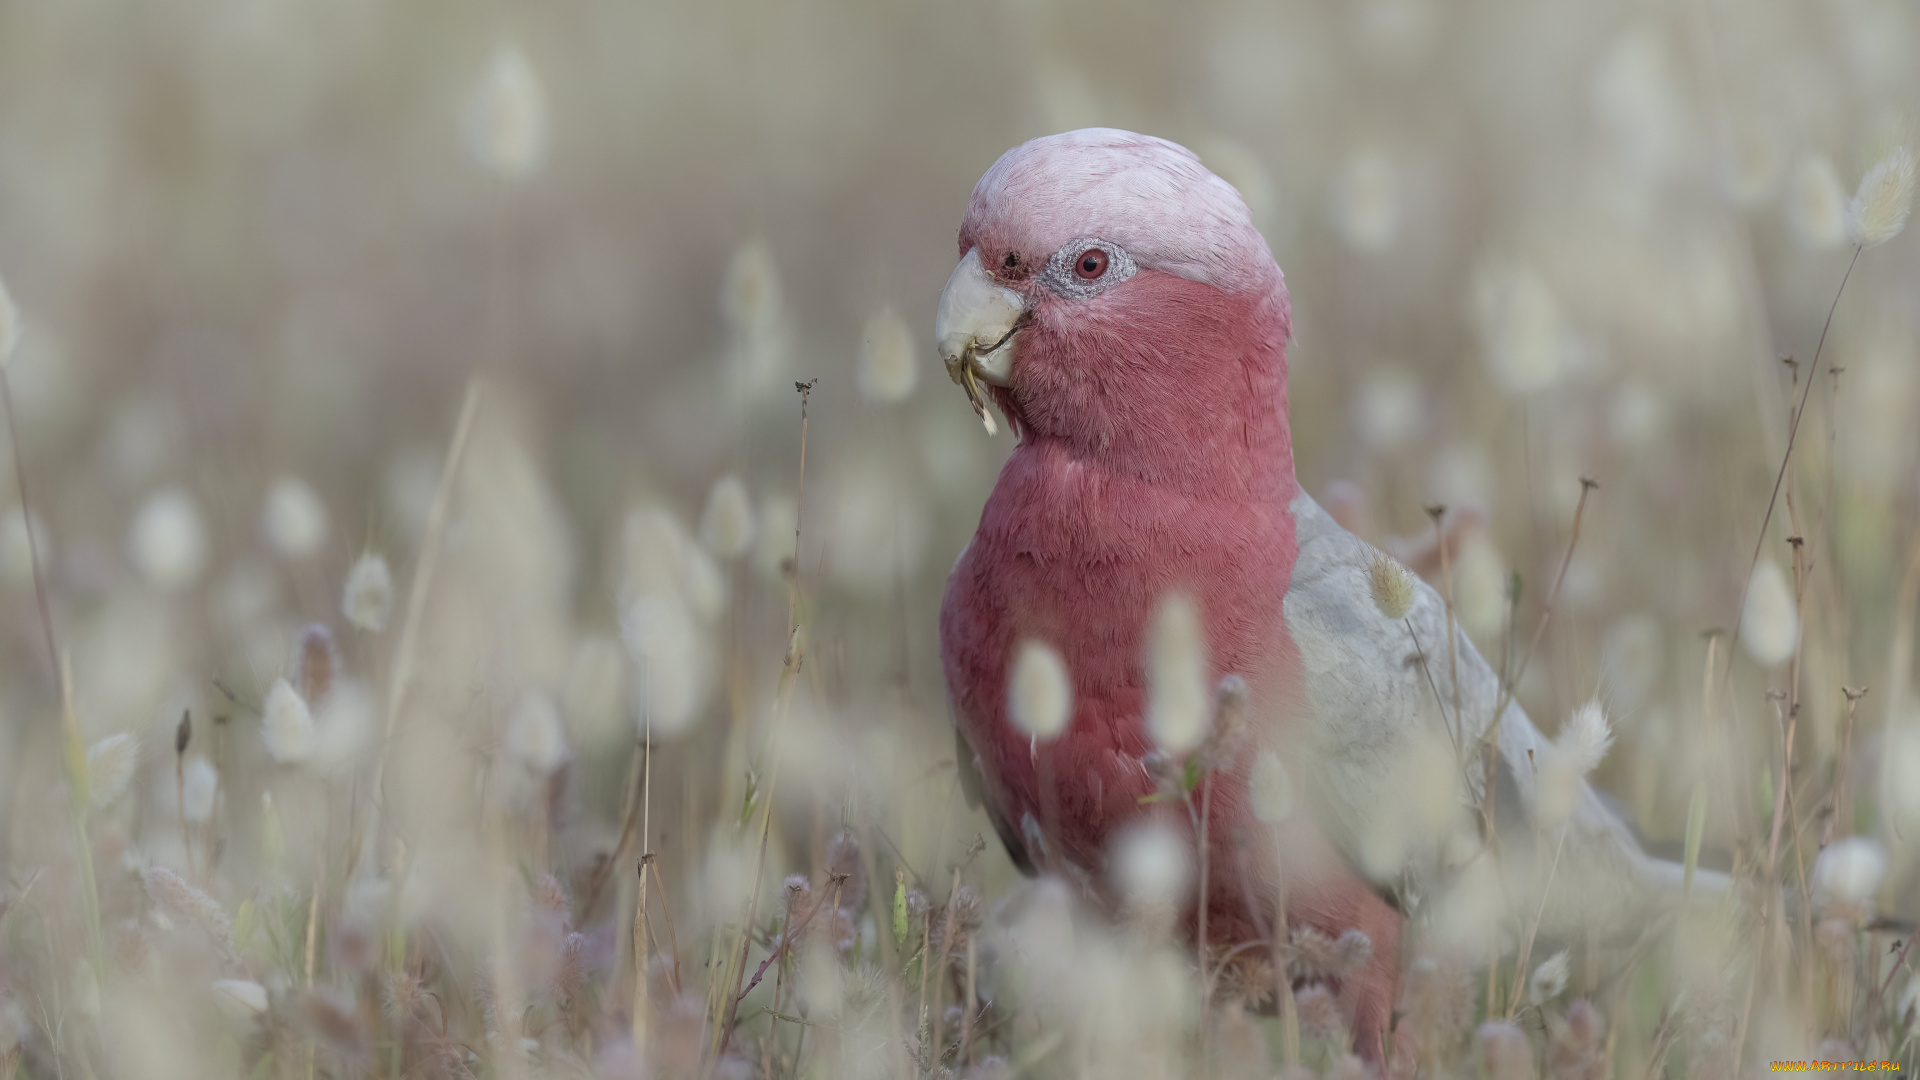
1283, 492, 1711, 936
955, 727, 1037, 877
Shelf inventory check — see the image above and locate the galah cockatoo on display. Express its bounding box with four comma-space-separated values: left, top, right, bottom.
935, 129, 1705, 1059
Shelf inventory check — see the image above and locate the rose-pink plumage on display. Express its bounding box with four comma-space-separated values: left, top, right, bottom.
936, 129, 1705, 1064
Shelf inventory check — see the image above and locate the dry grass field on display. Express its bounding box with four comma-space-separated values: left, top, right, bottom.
0, 1, 1918, 1076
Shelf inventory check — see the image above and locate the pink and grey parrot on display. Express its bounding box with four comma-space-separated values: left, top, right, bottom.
935, 129, 1704, 1060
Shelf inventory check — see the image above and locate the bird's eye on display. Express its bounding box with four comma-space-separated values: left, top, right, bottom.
1075, 249, 1108, 280
1003, 252, 1020, 270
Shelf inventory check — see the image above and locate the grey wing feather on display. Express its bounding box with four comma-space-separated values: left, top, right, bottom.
1283, 492, 1723, 937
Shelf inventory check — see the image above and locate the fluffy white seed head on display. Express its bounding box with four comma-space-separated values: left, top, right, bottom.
130, 487, 208, 590
181, 756, 218, 822
1538, 702, 1613, 826
1354, 365, 1421, 450
0, 276, 17, 368
1367, 549, 1416, 621
1557, 702, 1615, 778
1847, 145, 1914, 248
622, 590, 713, 736
1330, 145, 1402, 251
1146, 592, 1209, 754
699, 475, 757, 560
1250, 750, 1293, 824
342, 553, 394, 632
505, 691, 570, 775
1008, 639, 1072, 741
1789, 156, 1848, 248
1478, 1019, 1535, 1080
210, 979, 268, 1023
1359, 726, 1461, 879
313, 681, 375, 775
261, 677, 317, 764
262, 476, 329, 560
858, 305, 919, 403
1453, 534, 1509, 639
1530, 949, 1570, 1006
1812, 836, 1888, 920
723, 239, 783, 339
1476, 262, 1567, 396
465, 44, 547, 179
1741, 557, 1798, 667
86, 733, 139, 810
1113, 819, 1192, 910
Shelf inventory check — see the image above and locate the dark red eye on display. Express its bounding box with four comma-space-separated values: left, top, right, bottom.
1075, 248, 1108, 279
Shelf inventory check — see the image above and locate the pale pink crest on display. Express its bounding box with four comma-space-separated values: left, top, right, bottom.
961, 128, 1282, 297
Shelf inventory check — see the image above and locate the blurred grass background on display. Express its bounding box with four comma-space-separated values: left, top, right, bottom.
0, 0, 1918, 1076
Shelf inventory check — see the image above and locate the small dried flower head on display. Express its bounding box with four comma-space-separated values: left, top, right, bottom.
1538, 703, 1613, 826
211, 979, 269, 1023
824, 830, 866, 911
86, 733, 139, 810
1288, 925, 1373, 980
1530, 949, 1570, 1006
1367, 548, 1416, 620
782, 874, 812, 921
1399, 955, 1476, 1054
1479, 1019, 1537, 1080
295, 623, 338, 704
465, 44, 547, 179
1548, 1000, 1606, 1079
1250, 749, 1293, 823
1847, 144, 1914, 247
699, 475, 756, 559
1812, 836, 1888, 922
130, 486, 208, 590
1146, 592, 1209, 753
1294, 982, 1346, 1042
1112, 819, 1192, 911
342, 553, 394, 632
142, 864, 231, 945
1008, 638, 1072, 741
1789, 156, 1848, 248
858, 304, 919, 403
505, 691, 569, 775
1741, 557, 1798, 667
262, 677, 317, 764
262, 476, 329, 560
1218, 955, 1276, 1008
181, 756, 218, 822
0, 276, 17, 368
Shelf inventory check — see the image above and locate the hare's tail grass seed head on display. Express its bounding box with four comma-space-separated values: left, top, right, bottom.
1847, 144, 1915, 248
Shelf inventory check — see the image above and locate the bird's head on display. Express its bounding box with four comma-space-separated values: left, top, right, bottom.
936, 128, 1295, 494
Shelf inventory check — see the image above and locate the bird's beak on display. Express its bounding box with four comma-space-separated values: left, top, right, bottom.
935, 248, 1028, 434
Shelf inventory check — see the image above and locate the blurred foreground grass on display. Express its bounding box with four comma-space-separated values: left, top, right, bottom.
3, 1, 1920, 1077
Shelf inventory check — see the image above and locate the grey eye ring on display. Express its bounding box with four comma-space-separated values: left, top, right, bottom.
1042, 239, 1136, 299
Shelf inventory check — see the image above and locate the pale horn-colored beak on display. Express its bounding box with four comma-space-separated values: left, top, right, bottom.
934, 248, 1027, 433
